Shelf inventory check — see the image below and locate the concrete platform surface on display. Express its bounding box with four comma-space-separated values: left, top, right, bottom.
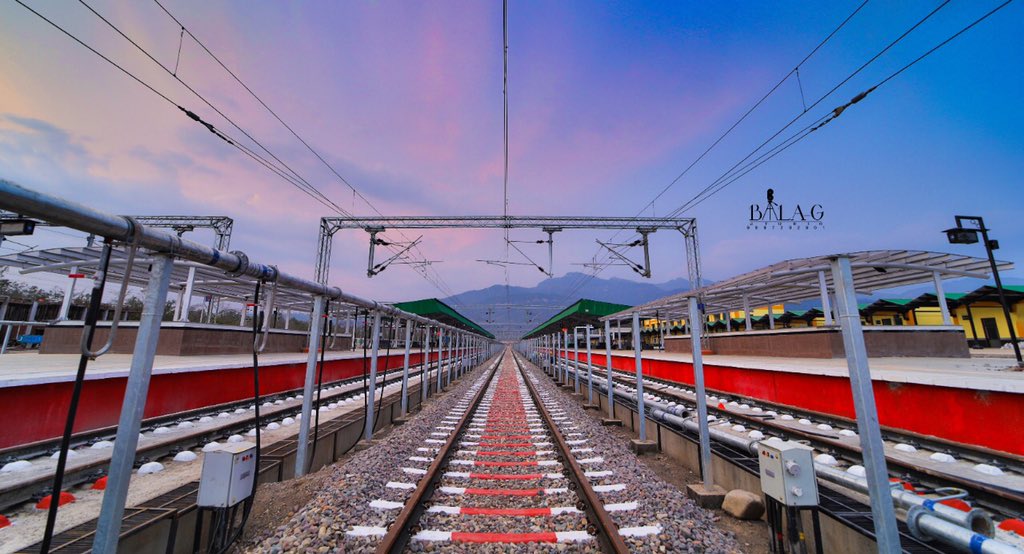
0, 349, 426, 388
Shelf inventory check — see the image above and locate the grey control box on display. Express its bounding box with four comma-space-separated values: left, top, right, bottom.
758, 440, 819, 507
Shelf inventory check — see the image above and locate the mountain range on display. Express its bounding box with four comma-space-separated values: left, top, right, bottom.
443, 272, 700, 338
443, 272, 1024, 339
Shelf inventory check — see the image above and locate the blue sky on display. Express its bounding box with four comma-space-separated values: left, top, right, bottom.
0, 0, 1020, 303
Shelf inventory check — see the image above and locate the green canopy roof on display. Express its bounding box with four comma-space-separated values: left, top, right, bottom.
391, 298, 495, 339
522, 299, 632, 339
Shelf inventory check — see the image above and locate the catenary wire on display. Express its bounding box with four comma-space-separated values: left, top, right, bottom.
149, 0, 461, 304
16, 0, 462, 303
554, 0, 967, 310
550, 0, 874, 310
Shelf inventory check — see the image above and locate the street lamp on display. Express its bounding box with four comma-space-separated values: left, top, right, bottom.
944, 215, 1022, 366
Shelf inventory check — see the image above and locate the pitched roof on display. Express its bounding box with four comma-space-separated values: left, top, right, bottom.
522, 298, 632, 339
391, 298, 495, 339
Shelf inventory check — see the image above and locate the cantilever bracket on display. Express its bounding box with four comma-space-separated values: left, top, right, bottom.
595, 228, 654, 279
364, 226, 386, 277
369, 236, 422, 277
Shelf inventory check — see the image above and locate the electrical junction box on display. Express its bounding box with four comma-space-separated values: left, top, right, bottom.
758, 440, 819, 507
197, 442, 257, 508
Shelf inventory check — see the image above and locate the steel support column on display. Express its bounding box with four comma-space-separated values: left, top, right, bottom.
422, 325, 432, 402
445, 331, 454, 386
177, 266, 196, 322
831, 256, 901, 553
436, 328, 445, 392
57, 266, 77, 321
743, 295, 751, 331
632, 312, 647, 440
933, 271, 952, 325
363, 311, 382, 441
818, 270, 833, 326
604, 320, 614, 419
400, 319, 412, 417
295, 295, 325, 477
93, 255, 174, 553
688, 298, 714, 488
585, 325, 594, 403
563, 330, 570, 384
572, 328, 580, 393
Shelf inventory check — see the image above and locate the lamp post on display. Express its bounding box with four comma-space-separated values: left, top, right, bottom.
944, 215, 1022, 366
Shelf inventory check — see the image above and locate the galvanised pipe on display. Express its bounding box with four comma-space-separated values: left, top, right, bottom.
814, 465, 995, 539
0, 179, 483, 338
571, 363, 1008, 552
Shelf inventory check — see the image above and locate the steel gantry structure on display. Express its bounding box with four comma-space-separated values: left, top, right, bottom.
314, 215, 703, 289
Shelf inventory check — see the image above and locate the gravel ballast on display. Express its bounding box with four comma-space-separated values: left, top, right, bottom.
247, 356, 500, 553
249, 350, 743, 553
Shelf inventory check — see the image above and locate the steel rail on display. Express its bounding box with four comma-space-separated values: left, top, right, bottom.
618, 367, 1024, 505
375, 351, 504, 553
0, 359, 444, 512
0, 179, 488, 339
561, 358, 1024, 513
512, 351, 630, 554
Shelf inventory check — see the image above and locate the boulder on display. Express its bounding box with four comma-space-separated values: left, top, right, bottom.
722, 489, 765, 520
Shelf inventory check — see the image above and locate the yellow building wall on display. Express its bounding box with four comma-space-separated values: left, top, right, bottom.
869, 310, 906, 326
954, 301, 1024, 340
912, 307, 949, 326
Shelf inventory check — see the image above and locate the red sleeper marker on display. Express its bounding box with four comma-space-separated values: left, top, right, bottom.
464, 487, 542, 496
468, 472, 542, 480
451, 531, 558, 544
461, 507, 553, 516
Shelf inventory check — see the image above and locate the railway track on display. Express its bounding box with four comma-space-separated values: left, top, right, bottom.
375, 349, 636, 552
0, 358, 444, 513
556, 357, 1024, 515
550, 355, 1024, 549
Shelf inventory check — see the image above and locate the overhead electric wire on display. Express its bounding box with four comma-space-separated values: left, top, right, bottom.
76, 0, 352, 216
150, 0, 463, 306
626, 0, 871, 228
18, 0, 462, 303
679, 0, 1016, 215
589, 0, 1007, 308
553, 0, 987, 310
501, 0, 511, 323
549, 0, 875, 310
14, 0, 348, 218
664, 0, 954, 218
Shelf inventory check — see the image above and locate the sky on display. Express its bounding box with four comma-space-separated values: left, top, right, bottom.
0, 0, 1021, 311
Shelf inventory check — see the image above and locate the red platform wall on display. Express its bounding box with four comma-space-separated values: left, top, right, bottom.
0, 352, 433, 449
561, 351, 1023, 456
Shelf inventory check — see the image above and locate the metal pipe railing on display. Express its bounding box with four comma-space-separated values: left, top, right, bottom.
554, 358, 1021, 554
0, 179, 487, 339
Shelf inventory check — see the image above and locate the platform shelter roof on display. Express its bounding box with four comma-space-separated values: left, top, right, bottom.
0, 245, 318, 310
601, 250, 1013, 323
391, 298, 495, 339
522, 298, 632, 339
